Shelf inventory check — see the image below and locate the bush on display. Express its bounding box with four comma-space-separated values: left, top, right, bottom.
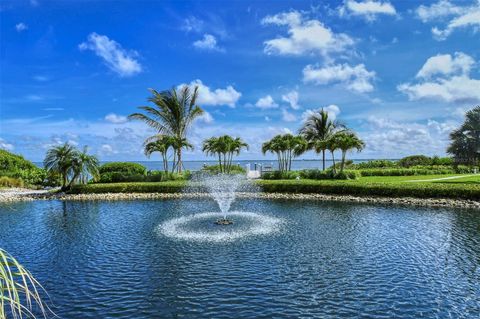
99, 162, 147, 175
0, 149, 49, 186
262, 171, 300, 180
335, 171, 361, 180
0, 176, 24, 188
431, 156, 454, 166
202, 164, 246, 174
358, 168, 456, 176
256, 180, 480, 201
97, 169, 189, 183
70, 181, 187, 194
299, 169, 333, 180
398, 155, 432, 167
351, 160, 397, 169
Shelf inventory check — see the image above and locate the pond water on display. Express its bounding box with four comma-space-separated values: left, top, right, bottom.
0, 199, 479, 318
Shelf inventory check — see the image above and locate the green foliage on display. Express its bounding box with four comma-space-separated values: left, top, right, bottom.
351, 160, 397, 169
97, 168, 189, 183
0, 176, 24, 187
70, 181, 187, 194
262, 170, 300, 180
358, 168, 460, 176
202, 164, 245, 174
398, 155, 432, 167
256, 179, 480, 201
263, 169, 359, 180
0, 149, 48, 186
447, 105, 480, 166
99, 162, 147, 175
431, 156, 454, 166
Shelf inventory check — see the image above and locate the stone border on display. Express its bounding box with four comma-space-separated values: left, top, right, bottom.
1, 191, 479, 209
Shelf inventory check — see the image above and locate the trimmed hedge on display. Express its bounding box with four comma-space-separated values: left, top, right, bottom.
358, 168, 456, 176
256, 180, 480, 200
99, 162, 147, 175
70, 181, 187, 194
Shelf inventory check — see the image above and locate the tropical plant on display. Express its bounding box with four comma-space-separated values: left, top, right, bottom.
202, 135, 248, 173
447, 106, 480, 166
1, 248, 52, 319
144, 135, 176, 172
68, 146, 100, 187
325, 135, 339, 173
300, 108, 341, 170
334, 131, 365, 172
262, 134, 307, 172
129, 86, 204, 173
43, 143, 77, 190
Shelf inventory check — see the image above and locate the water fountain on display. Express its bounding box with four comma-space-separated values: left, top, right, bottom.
157, 173, 283, 242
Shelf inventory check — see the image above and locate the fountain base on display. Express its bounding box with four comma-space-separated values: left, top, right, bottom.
214, 218, 233, 225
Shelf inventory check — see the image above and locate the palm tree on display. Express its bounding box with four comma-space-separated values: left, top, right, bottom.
144, 135, 175, 172
68, 146, 100, 187
202, 135, 248, 173
335, 131, 365, 172
262, 134, 307, 172
300, 109, 339, 170
325, 135, 339, 173
44, 142, 77, 190
129, 86, 204, 173
447, 106, 480, 166
1, 248, 52, 318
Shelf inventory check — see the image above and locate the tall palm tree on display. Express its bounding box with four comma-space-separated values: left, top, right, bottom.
1, 248, 52, 319
202, 135, 248, 173
68, 146, 100, 187
170, 136, 193, 173
300, 109, 339, 171
325, 135, 339, 173
335, 131, 365, 172
144, 135, 175, 172
129, 86, 204, 173
202, 136, 224, 172
225, 136, 248, 173
44, 142, 77, 190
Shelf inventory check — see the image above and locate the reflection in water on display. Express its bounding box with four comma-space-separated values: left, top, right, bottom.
0, 199, 479, 318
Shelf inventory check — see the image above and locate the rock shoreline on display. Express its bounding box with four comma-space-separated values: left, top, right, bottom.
1, 189, 479, 209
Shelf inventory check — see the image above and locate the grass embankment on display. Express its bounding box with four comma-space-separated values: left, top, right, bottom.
69, 174, 480, 201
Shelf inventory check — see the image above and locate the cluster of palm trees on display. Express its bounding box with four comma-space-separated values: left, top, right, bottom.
129, 86, 203, 173
202, 135, 248, 173
262, 134, 308, 172
44, 143, 99, 190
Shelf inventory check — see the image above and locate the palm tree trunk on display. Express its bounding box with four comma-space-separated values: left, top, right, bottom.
171, 150, 177, 173
322, 150, 326, 171
218, 153, 222, 173
177, 148, 182, 173
341, 150, 346, 173
331, 151, 336, 174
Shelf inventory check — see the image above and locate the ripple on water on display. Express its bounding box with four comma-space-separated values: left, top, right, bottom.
157, 211, 284, 242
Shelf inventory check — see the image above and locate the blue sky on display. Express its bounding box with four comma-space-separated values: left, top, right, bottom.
1, 0, 479, 161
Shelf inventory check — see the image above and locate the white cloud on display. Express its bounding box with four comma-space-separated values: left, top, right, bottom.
79, 32, 142, 77
0, 138, 14, 151
196, 111, 214, 124
415, 1, 480, 40
415, 0, 466, 22
261, 10, 354, 57
302, 104, 341, 121
179, 80, 241, 108
100, 144, 117, 155
339, 1, 397, 21
105, 113, 128, 124
255, 95, 278, 109
181, 16, 204, 32
399, 52, 480, 104
282, 109, 297, 122
416, 52, 475, 79
15, 23, 28, 32
193, 34, 223, 51
281, 90, 300, 110
303, 63, 376, 93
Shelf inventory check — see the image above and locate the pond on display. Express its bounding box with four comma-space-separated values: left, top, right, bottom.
0, 199, 479, 318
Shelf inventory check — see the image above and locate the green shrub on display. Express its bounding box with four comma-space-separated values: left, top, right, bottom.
351, 160, 397, 169
70, 181, 187, 194
398, 155, 432, 167
358, 168, 456, 176
262, 171, 300, 180
201, 164, 246, 174
256, 180, 480, 200
0, 150, 49, 186
0, 176, 24, 188
299, 169, 333, 180
99, 162, 147, 175
431, 156, 454, 166
335, 170, 360, 180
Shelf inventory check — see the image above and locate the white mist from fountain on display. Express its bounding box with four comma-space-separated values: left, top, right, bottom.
203, 174, 245, 219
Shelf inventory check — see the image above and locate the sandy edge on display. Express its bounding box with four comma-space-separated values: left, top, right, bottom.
1, 189, 479, 209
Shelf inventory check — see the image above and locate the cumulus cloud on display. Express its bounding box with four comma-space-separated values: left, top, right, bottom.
416, 52, 475, 79
302, 104, 341, 121
255, 95, 278, 109
399, 52, 480, 104
178, 80, 241, 108
0, 138, 14, 151
303, 63, 376, 93
196, 111, 214, 124
282, 109, 297, 122
193, 34, 223, 51
281, 90, 300, 110
15, 23, 28, 32
79, 32, 142, 77
415, 1, 480, 40
261, 10, 354, 57
105, 113, 128, 124
339, 1, 397, 21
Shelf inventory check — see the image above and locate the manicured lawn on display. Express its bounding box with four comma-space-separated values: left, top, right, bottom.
348, 174, 463, 183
